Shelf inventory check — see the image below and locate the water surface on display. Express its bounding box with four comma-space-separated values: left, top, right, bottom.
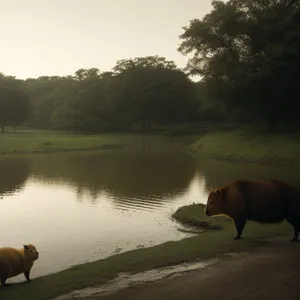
0, 138, 299, 281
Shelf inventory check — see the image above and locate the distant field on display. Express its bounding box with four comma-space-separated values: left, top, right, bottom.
188, 128, 300, 167
0, 129, 137, 153
1, 128, 300, 165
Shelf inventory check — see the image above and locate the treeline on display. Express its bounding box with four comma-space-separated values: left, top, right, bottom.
179, 0, 300, 133
1, 0, 300, 134
0, 57, 198, 133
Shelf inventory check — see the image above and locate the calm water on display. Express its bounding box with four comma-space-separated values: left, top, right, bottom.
0, 138, 299, 281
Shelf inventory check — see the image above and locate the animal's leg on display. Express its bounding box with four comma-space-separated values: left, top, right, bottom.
24, 270, 31, 281
1, 277, 7, 286
285, 217, 300, 242
291, 227, 300, 243
233, 219, 246, 240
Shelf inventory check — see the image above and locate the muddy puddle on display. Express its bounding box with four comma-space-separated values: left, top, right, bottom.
54, 258, 219, 300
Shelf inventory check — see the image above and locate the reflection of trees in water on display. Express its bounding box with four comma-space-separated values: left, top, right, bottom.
31, 150, 197, 206
75, 185, 99, 204
0, 157, 32, 195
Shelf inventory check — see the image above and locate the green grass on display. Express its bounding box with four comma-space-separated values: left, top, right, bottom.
172, 203, 231, 230
1, 204, 293, 300
0, 128, 198, 155
0, 129, 140, 154
172, 203, 291, 238
3, 128, 300, 165
0, 127, 299, 299
187, 128, 300, 166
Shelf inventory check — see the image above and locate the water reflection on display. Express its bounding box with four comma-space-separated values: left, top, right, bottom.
0, 141, 204, 280
0, 141, 299, 280
29, 150, 197, 208
0, 157, 32, 195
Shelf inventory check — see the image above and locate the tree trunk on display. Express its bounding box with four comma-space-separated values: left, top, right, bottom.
13, 125, 16, 133
1, 125, 4, 133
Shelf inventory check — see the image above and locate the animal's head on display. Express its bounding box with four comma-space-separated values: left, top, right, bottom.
23, 244, 39, 261
205, 189, 226, 216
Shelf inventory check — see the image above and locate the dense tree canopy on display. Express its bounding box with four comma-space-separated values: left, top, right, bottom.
113, 56, 177, 73
179, 0, 300, 132
0, 56, 197, 132
0, 85, 31, 132
112, 59, 197, 130
1, 2, 300, 134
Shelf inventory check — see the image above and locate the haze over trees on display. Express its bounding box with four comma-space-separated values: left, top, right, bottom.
1, 0, 300, 134
179, 0, 300, 133
0, 75, 31, 132
0, 56, 198, 133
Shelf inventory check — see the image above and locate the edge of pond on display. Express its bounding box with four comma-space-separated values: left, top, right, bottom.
1, 208, 292, 300
0, 129, 298, 299
0, 144, 125, 156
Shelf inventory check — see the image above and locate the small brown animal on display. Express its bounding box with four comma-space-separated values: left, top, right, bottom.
0, 244, 39, 286
205, 179, 300, 242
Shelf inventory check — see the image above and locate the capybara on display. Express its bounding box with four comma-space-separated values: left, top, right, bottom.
205, 179, 300, 242
0, 244, 39, 286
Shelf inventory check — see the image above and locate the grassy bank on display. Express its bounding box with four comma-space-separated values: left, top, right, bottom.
2, 128, 300, 163
2, 204, 292, 300
0, 128, 198, 155
172, 203, 291, 238
0, 129, 128, 154
0, 127, 298, 299
0, 129, 156, 154
187, 128, 300, 166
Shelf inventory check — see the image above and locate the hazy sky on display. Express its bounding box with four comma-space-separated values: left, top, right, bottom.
0, 0, 212, 79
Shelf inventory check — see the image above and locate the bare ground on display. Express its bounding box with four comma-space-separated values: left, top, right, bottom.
77, 237, 300, 300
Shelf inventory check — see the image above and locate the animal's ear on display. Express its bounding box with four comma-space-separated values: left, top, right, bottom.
23, 245, 29, 250
216, 189, 226, 203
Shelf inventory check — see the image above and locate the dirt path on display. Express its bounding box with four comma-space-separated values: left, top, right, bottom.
63, 237, 300, 300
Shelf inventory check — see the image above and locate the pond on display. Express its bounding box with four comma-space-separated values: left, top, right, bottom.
0, 137, 299, 281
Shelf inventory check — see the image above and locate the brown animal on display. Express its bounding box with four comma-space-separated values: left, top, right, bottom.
0, 244, 39, 286
205, 179, 300, 242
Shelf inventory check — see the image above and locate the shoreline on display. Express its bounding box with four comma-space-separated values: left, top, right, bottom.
1, 129, 300, 169
185, 129, 300, 168
1, 202, 292, 300
0, 129, 196, 157
0, 144, 125, 156
0, 128, 298, 299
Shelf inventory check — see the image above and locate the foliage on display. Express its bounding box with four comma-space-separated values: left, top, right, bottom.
2, 1, 300, 134
0, 85, 31, 132
113, 55, 177, 73
179, 0, 300, 132
0, 56, 197, 133
113, 65, 197, 129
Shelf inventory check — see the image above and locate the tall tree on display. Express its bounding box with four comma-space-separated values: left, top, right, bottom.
25, 76, 72, 128
112, 59, 197, 130
113, 56, 177, 74
0, 87, 31, 132
178, 0, 300, 132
